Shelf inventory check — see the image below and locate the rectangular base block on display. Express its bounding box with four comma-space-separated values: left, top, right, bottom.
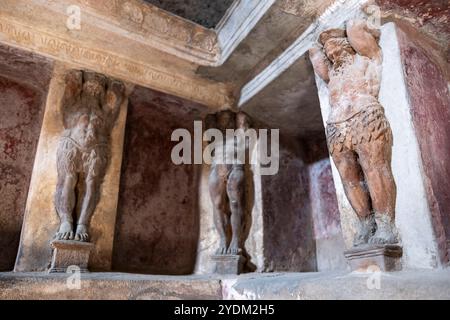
211, 254, 245, 275
344, 244, 403, 272
49, 240, 94, 273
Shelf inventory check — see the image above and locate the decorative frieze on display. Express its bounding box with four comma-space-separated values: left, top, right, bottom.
0, 17, 232, 109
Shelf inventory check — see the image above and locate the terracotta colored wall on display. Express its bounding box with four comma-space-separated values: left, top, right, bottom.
397, 28, 450, 263
0, 77, 46, 271
112, 87, 206, 275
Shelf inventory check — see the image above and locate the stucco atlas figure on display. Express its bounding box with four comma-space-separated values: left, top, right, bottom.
55, 70, 125, 243
309, 19, 398, 248
207, 110, 251, 274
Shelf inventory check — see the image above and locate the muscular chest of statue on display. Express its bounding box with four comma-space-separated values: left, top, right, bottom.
212, 131, 248, 168
67, 98, 108, 149
328, 54, 382, 124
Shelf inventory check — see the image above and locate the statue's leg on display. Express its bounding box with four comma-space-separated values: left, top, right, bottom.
209, 166, 230, 255
226, 166, 245, 255
75, 147, 107, 242
332, 148, 374, 246
55, 174, 78, 240
55, 141, 78, 240
357, 136, 397, 244
75, 177, 99, 242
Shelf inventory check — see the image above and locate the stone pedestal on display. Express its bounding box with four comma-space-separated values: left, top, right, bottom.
211, 255, 245, 275
49, 240, 94, 273
344, 244, 403, 272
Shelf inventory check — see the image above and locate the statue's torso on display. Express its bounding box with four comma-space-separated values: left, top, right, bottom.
328, 54, 382, 124
64, 110, 108, 150
211, 132, 248, 169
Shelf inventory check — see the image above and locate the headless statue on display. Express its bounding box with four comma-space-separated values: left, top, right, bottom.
309, 19, 398, 246
208, 111, 251, 255
55, 70, 125, 242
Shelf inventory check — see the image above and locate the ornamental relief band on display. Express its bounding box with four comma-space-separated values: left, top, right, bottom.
309, 18, 399, 247
55, 70, 125, 242
71, 0, 219, 54
0, 19, 228, 108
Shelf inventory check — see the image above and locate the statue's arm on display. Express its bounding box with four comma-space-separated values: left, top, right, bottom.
309, 46, 331, 83
103, 79, 125, 124
346, 19, 382, 61
61, 70, 82, 127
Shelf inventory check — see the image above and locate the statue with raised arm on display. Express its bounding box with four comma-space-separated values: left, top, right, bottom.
55, 70, 125, 242
208, 111, 251, 256
309, 19, 398, 246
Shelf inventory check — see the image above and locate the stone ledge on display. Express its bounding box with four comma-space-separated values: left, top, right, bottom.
0, 273, 223, 300
1, 270, 449, 300
223, 269, 450, 300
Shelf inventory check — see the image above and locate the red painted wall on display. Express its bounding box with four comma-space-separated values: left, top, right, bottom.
0, 45, 52, 271
398, 28, 450, 263
261, 142, 317, 272
112, 87, 206, 275
0, 77, 46, 271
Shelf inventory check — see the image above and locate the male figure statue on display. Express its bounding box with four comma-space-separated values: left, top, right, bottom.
309, 19, 398, 246
209, 111, 251, 255
55, 70, 125, 242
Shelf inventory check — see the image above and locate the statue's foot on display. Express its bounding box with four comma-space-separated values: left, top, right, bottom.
227, 240, 242, 255
369, 213, 398, 245
215, 240, 228, 255
369, 229, 397, 245
353, 215, 376, 247
56, 221, 74, 240
74, 224, 90, 242
369, 226, 397, 245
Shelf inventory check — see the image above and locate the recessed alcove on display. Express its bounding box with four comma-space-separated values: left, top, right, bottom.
112, 86, 208, 275
0, 45, 53, 271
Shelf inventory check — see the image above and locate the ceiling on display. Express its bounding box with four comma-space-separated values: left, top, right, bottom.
133, 1, 450, 138
143, 0, 235, 29
197, 0, 334, 138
